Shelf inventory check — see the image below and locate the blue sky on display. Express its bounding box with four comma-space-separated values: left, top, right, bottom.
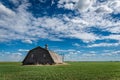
0, 0, 120, 61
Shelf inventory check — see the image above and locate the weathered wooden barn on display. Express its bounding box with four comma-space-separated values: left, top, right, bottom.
22, 45, 63, 65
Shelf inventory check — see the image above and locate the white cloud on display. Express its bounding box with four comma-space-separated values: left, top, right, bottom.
76, 0, 94, 12
0, 0, 120, 61
82, 53, 96, 57
0, 2, 35, 43
101, 50, 120, 56
88, 42, 120, 47
95, 5, 113, 13
64, 3, 74, 10
111, 50, 120, 55
55, 49, 76, 52
0, 3, 15, 16
18, 49, 29, 52
107, 27, 120, 34
0, 52, 23, 61
57, 0, 79, 10
52, 48, 120, 61
33, 16, 99, 42
103, 35, 120, 41
69, 32, 99, 42
0, 0, 120, 43
9, 53, 23, 61
22, 39, 33, 44
71, 18, 89, 25
72, 43, 81, 47
101, 53, 113, 56
108, 0, 120, 13
57, 0, 95, 12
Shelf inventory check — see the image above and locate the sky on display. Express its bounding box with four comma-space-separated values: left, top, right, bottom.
0, 0, 120, 61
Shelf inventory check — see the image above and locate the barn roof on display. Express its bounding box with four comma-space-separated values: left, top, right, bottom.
48, 51, 63, 64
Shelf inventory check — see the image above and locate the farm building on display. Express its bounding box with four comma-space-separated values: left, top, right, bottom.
22, 45, 63, 65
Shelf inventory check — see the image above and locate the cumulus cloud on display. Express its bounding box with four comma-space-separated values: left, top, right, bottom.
72, 43, 81, 47
53, 48, 120, 61
58, 0, 79, 10
22, 39, 33, 44
107, 27, 120, 34
0, 2, 35, 42
9, 53, 23, 61
0, 3, 15, 16
95, 5, 113, 13
0, 0, 120, 61
64, 3, 74, 10
0, 0, 120, 44
82, 53, 96, 57
18, 49, 29, 52
32, 16, 99, 42
87, 42, 120, 47
0, 52, 23, 61
108, 0, 120, 13
55, 49, 76, 53
101, 53, 113, 56
101, 50, 120, 56
113, 50, 120, 55
103, 35, 120, 41
76, 0, 94, 12
57, 0, 95, 12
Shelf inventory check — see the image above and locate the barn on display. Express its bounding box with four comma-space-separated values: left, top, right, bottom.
22, 45, 63, 65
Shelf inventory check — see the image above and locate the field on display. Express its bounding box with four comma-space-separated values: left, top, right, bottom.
0, 62, 120, 80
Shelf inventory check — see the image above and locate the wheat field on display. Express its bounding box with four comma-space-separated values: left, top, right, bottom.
0, 62, 120, 80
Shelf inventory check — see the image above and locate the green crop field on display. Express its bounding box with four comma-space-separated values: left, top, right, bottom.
0, 62, 120, 80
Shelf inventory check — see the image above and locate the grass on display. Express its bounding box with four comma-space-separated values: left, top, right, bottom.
0, 62, 120, 80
